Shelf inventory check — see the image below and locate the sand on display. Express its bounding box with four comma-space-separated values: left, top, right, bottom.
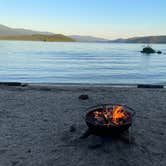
0, 84, 165, 166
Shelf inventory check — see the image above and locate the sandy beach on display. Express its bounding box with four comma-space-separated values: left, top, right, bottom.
0, 84, 165, 166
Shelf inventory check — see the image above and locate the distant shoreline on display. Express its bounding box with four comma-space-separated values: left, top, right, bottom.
1, 36, 166, 44
0, 34, 75, 42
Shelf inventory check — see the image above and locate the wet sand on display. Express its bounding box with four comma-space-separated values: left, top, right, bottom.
0, 84, 165, 166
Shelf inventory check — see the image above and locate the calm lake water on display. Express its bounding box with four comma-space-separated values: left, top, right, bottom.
0, 41, 166, 84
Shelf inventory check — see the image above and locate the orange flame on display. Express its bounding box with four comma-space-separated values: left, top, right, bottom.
93, 105, 128, 126
111, 106, 126, 125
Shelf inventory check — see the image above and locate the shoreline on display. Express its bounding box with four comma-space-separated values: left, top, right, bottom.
0, 82, 165, 89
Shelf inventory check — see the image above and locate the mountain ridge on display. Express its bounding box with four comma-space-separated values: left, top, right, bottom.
108, 35, 166, 43
0, 24, 54, 36
0, 24, 75, 42
69, 35, 109, 42
1, 24, 166, 43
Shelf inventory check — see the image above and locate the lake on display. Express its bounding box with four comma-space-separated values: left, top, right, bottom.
0, 41, 166, 84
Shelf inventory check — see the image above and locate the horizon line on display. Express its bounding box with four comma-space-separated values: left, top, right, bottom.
1, 23, 166, 41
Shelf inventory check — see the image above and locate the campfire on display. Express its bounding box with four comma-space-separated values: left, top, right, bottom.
93, 105, 130, 126
85, 104, 135, 135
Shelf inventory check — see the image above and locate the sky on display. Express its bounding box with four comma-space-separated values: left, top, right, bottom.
0, 0, 166, 39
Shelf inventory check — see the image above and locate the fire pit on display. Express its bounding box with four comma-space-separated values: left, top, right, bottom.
85, 104, 135, 136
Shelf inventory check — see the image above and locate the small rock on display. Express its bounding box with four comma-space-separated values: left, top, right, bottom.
69, 125, 76, 132
141, 46, 156, 54
157, 51, 162, 54
43, 119, 48, 122
159, 132, 164, 135
79, 94, 89, 100
21, 83, 28, 87
27, 149, 31, 153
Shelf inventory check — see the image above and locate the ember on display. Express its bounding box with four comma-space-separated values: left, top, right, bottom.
93, 105, 130, 126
